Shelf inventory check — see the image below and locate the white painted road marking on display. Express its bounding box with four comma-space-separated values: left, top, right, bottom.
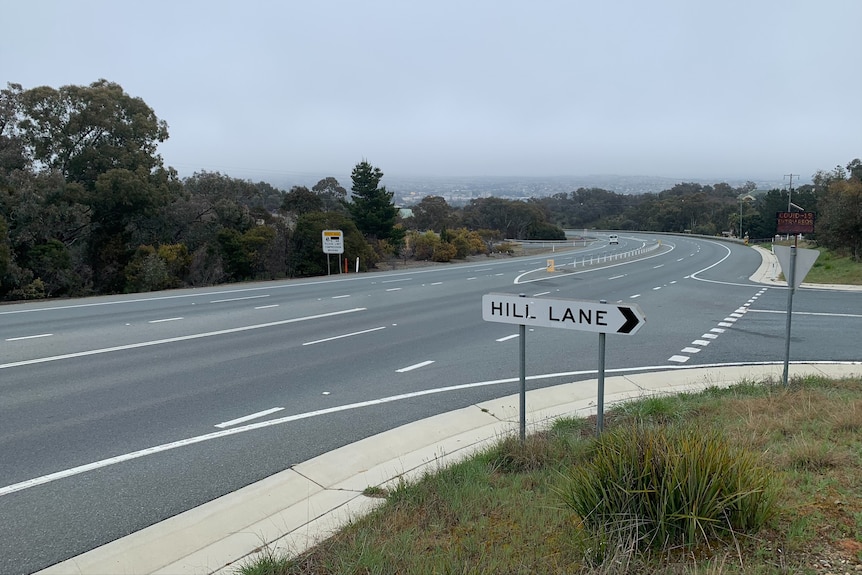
210, 295, 270, 304
215, 407, 285, 429
5, 334, 53, 341
747, 309, 862, 318
668, 355, 689, 363
3, 360, 838, 497
148, 317, 183, 324
331, 295, 350, 299
254, 304, 279, 310
385, 288, 402, 292
303, 326, 387, 346
396, 360, 435, 373
496, 334, 520, 342
0, 308, 367, 370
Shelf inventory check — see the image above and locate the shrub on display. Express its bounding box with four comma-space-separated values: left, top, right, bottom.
557, 423, 777, 550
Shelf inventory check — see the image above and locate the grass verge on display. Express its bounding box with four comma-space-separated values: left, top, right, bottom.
238, 375, 862, 574
771, 242, 862, 285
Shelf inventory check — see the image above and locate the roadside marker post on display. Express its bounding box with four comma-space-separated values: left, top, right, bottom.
482, 293, 646, 436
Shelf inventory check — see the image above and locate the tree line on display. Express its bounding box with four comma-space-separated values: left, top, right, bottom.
1, 80, 859, 301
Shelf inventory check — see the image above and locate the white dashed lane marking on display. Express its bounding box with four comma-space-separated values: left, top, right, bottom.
5, 333, 53, 341
666, 288, 763, 363
396, 360, 435, 373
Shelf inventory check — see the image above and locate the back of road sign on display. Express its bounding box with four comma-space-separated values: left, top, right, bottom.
773, 246, 819, 288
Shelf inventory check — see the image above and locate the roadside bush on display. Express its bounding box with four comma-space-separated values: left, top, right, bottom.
557, 423, 777, 550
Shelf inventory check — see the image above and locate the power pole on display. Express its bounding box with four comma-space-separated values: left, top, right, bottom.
784, 173, 798, 212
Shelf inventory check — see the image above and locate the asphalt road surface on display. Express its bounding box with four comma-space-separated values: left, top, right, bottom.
1, 233, 860, 574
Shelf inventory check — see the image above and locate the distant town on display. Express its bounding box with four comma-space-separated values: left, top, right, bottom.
276, 174, 792, 207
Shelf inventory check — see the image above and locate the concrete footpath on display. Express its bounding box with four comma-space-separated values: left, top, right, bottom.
38, 246, 862, 575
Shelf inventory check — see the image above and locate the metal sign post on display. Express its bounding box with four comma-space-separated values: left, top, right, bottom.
518, 295, 526, 441
597, 300, 607, 434
774, 212, 818, 387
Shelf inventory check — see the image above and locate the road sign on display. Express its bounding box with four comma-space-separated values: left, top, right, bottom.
776, 211, 815, 234
322, 229, 344, 254
774, 246, 819, 288
482, 293, 645, 335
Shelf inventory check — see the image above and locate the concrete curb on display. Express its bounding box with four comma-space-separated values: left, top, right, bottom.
750, 244, 862, 291
38, 363, 862, 575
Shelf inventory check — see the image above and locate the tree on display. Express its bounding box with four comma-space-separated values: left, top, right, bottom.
0, 83, 29, 180
17, 80, 168, 189
290, 211, 375, 276
312, 177, 348, 212
462, 197, 560, 239
817, 168, 862, 260
346, 160, 399, 243
410, 195, 454, 232
282, 185, 323, 215
13, 80, 176, 293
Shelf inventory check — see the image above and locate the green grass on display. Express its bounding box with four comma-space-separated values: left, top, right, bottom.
238, 376, 862, 574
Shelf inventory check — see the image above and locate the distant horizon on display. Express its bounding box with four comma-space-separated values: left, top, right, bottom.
165, 164, 808, 194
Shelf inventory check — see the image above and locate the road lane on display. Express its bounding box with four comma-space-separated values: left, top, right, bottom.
1, 235, 860, 574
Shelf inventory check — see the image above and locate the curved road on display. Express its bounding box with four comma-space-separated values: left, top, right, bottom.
1, 233, 859, 574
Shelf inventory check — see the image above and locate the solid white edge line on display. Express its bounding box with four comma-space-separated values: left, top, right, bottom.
215, 407, 285, 429
3, 360, 859, 497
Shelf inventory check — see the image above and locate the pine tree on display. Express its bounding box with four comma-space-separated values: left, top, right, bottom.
346, 160, 399, 242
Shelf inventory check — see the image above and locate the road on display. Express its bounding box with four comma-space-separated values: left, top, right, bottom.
1, 233, 859, 574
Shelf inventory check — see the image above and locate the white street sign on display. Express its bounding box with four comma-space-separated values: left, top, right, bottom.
482, 293, 645, 335
322, 229, 344, 254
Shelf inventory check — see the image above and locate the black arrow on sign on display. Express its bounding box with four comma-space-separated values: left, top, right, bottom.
617, 306, 640, 334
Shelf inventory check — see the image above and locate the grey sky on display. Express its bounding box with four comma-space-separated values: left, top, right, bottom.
3, 0, 861, 185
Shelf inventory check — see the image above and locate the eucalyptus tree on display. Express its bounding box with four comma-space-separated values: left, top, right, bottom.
15, 79, 176, 292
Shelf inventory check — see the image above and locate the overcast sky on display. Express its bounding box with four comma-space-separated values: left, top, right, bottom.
3, 0, 861, 185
